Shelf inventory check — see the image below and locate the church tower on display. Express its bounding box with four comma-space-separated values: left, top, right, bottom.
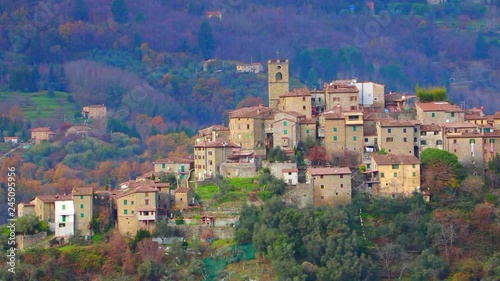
268, 58, 289, 109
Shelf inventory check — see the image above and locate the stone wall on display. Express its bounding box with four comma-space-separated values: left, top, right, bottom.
16, 232, 47, 250
220, 163, 257, 178
262, 161, 297, 179
171, 225, 234, 240
282, 183, 313, 208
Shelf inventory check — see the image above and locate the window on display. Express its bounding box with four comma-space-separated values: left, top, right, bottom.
334, 136, 338, 141
381, 173, 385, 178
340, 184, 344, 188
490, 139, 496, 144
209, 160, 213, 165
208, 151, 212, 155
436, 140, 442, 145
247, 133, 250, 140
413, 172, 416, 176
319, 97, 322, 102
284, 130, 288, 135
414, 128, 418, 133
320, 196, 324, 199
403, 137, 407, 142
412, 164, 416, 168
340, 174, 344, 179
353, 126, 357, 131
320, 185, 324, 189
469, 139, 476, 144
145, 199, 149, 205
388, 128, 392, 133
365, 138, 368, 142
124, 210, 128, 215
306, 129, 310, 134
386, 137, 394, 142
432, 112, 436, 117
350, 106, 356, 111
333, 127, 337, 132
124, 200, 127, 205
80, 213, 84, 218
303, 105, 306, 110
162, 163, 165, 169
59, 223, 65, 227
284, 121, 288, 126
453, 140, 457, 144
353, 136, 357, 141
320, 175, 324, 179
414, 137, 417, 142
80, 204, 84, 209
451, 112, 455, 117
421, 131, 426, 136
246, 124, 250, 129
276, 72, 282, 80
62, 215, 66, 222
80, 195, 84, 200
393, 172, 398, 177
434, 131, 439, 135
131, 211, 135, 214
392, 164, 399, 169
403, 128, 407, 133
131, 201, 134, 205
62, 205, 66, 210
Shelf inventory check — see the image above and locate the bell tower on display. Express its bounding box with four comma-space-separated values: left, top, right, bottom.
268, 54, 289, 109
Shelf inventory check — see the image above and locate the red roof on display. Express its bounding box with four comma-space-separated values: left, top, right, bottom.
307, 167, 352, 175
72, 187, 94, 196
415, 102, 464, 113
372, 154, 421, 165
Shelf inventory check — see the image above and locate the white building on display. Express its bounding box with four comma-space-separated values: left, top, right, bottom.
282, 168, 298, 185
54, 196, 75, 238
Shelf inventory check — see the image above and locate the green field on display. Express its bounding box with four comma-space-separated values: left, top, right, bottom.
196, 177, 266, 206
0, 90, 80, 121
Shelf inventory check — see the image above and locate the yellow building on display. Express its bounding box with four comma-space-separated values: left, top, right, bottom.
229, 106, 276, 153
319, 108, 364, 157
370, 154, 421, 196
82, 104, 107, 119
197, 125, 230, 142
376, 119, 420, 156
17, 203, 35, 217
268, 59, 289, 109
306, 167, 352, 207
324, 83, 359, 111
31, 127, 55, 143
278, 88, 312, 119
193, 140, 240, 180
72, 187, 94, 237
174, 187, 195, 209
115, 185, 158, 236
415, 102, 464, 124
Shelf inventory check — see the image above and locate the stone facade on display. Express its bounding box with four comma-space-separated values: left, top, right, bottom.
72, 187, 94, 237
306, 167, 352, 207
370, 154, 421, 196
376, 119, 420, 156
193, 140, 240, 180
268, 59, 290, 109
82, 104, 107, 119
115, 186, 158, 236
416, 102, 464, 124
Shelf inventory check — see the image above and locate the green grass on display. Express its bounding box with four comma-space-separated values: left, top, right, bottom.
0, 90, 80, 121
196, 184, 220, 200
58, 245, 82, 253
210, 239, 236, 249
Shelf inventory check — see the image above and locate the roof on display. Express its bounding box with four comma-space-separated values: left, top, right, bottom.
31, 127, 54, 133
175, 187, 191, 193
83, 104, 106, 108
325, 83, 359, 94
440, 122, 477, 129
372, 154, 421, 165
282, 168, 298, 173
116, 185, 158, 199
415, 102, 464, 113
54, 195, 73, 201
299, 118, 316, 124
19, 202, 35, 206
378, 119, 419, 127
72, 187, 94, 196
279, 88, 311, 97
198, 125, 229, 136
385, 92, 415, 102
307, 167, 352, 175
35, 195, 60, 203
194, 140, 240, 148
229, 106, 275, 119
153, 157, 194, 164
4, 136, 18, 139
420, 124, 441, 131
282, 111, 305, 117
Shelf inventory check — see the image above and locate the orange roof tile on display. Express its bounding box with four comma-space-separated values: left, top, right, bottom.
415, 102, 464, 113
307, 167, 352, 175
372, 154, 421, 165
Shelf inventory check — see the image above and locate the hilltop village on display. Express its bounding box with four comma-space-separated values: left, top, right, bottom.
15, 58, 500, 242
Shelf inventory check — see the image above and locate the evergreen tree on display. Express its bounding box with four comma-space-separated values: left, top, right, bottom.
111, 0, 128, 23
74, 0, 89, 21
198, 21, 216, 59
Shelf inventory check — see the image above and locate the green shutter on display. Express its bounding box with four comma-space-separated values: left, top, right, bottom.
80, 204, 84, 209
284, 121, 287, 126
353, 136, 357, 141
333, 127, 337, 132
62, 216, 66, 222
124, 210, 128, 215
80, 213, 84, 218
124, 200, 127, 205
353, 126, 357, 131
306, 129, 310, 134
334, 136, 337, 141
284, 130, 288, 135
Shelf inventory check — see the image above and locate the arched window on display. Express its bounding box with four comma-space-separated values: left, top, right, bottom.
276, 72, 282, 81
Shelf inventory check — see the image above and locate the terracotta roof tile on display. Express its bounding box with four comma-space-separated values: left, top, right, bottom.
415, 102, 464, 113
307, 167, 352, 175
279, 88, 311, 97
372, 154, 421, 165
72, 187, 94, 196
378, 119, 419, 127
229, 106, 276, 118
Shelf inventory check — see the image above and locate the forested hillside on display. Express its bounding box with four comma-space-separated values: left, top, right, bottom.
0, 0, 498, 131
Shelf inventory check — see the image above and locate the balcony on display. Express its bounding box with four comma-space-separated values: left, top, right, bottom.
138, 208, 156, 221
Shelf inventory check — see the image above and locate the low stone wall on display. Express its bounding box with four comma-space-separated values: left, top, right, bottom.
262, 161, 297, 179
171, 225, 235, 240
16, 232, 47, 250
282, 183, 313, 208
220, 162, 257, 178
